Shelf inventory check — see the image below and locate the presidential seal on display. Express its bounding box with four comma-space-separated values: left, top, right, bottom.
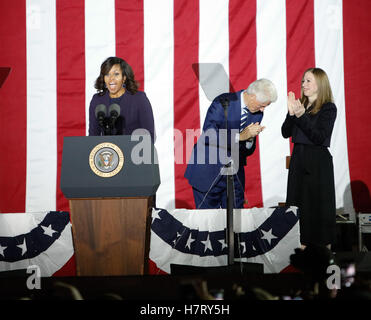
89, 142, 124, 177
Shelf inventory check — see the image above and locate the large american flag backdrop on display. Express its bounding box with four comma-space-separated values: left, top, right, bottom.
0, 1, 370, 274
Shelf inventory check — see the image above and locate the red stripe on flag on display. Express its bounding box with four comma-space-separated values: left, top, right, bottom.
0, 2, 27, 213
52, 254, 76, 277
286, 0, 315, 97
148, 259, 168, 275
229, 0, 262, 208
285, 0, 315, 154
343, 0, 371, 212
173, 0, 200, 209
115, 0, 145, 90
56, 0, 86, 211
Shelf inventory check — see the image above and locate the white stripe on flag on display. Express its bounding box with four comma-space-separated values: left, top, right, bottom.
198, 0, 230, 128
26, 0, 57, 212
256, 0, 290, 207
144, 0, 175, 209
314, 0, 353, 213
85, 0, 116, 135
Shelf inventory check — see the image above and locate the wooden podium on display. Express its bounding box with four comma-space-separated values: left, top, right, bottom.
60, 135, 160, 276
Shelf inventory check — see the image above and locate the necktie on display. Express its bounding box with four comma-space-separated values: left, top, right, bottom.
240, 106, 249, 132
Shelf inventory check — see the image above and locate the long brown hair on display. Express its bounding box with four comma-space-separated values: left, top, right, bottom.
95, 57, 139, 95
300, 68, 334, 114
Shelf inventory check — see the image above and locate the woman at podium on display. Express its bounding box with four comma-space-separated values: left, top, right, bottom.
88, 56, 155, 142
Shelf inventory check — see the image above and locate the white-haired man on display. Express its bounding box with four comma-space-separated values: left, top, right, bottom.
185, 79, 277, 209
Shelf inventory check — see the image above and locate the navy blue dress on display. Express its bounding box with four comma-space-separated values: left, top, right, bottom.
88, 90, 155, 142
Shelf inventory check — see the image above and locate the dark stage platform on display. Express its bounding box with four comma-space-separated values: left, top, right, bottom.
1, 252, 371, 301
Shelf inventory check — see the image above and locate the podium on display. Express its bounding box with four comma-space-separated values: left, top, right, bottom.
61, 135, 160, 276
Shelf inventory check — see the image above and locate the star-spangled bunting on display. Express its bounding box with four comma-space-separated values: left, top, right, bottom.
150, 206, 300, 261
151, 209, 228, 257
0, 206, 300, 275
0, 211, 70, 263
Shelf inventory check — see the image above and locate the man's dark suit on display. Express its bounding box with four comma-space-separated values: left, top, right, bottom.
184, 90, 263, 208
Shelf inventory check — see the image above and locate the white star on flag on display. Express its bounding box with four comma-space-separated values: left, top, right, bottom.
151, 209, 162, 223
239, 242, 246, 254
41, 224, 57, 237
17, 238, 27, 256
201, 234, 213, 253
260, 229, 278, 245
285, 206, 298, 216
173, 232, 182, 246
0, 244, 7, 257
218, 239, 228, 251
185, 234, 195, 250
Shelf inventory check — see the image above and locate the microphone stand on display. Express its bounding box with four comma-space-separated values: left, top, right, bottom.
103, 119, 111, 136
221, 98, 235, 266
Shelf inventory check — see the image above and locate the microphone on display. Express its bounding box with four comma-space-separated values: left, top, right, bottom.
108, 103, 120, 129
108, 103, 120, 119
95, 104, 107, 128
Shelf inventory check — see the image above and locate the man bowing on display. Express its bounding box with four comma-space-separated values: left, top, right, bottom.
185, 79, 277, 209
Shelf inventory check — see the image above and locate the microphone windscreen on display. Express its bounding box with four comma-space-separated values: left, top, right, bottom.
108, 103, 120, 116
95, 104, 107, 118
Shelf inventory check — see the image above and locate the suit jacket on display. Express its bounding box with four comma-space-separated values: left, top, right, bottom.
88, 90, 155, 142
184, 90, 263, 192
